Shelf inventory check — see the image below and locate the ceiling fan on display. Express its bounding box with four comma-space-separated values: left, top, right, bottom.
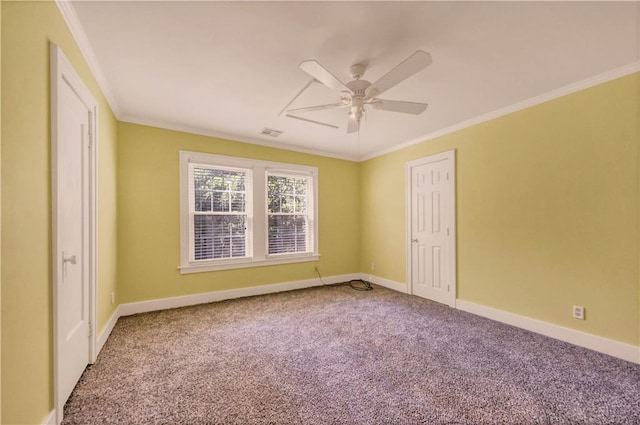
286, 50, 432, 134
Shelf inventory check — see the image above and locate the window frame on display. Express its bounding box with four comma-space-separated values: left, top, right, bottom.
180, 151, 319, 274
189, 163, 253, 262
266, 170, 315, 258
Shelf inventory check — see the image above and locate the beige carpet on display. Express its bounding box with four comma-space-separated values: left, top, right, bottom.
63, 285, 640, 424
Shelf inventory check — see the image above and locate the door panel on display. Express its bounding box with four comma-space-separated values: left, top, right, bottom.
409, 153, 455, 306
58, 75, 90, 403
55, 50, 92, 410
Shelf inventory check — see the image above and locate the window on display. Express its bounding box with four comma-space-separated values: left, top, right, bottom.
267, 173, 313, 255
191, 165, 251, 261
180, 151, 319, 273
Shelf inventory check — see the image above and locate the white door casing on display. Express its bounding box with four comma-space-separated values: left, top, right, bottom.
406, 150, 456, 307
51, 43, 97, 425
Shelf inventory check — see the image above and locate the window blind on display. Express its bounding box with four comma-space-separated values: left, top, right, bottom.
189, 165, 252, 261
267, 173, 312, 255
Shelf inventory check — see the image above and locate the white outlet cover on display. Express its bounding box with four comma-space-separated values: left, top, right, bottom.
573, 305, 584, 320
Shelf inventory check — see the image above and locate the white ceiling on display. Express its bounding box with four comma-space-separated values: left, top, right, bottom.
69, 1, 639, 161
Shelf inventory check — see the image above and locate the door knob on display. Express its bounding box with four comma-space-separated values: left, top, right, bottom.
411, 238, 418, 243
63, 253, 77, 265
62, 252, 77, 281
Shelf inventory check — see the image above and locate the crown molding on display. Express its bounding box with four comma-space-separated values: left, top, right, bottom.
119, 116, 360, 162
360, 61, 640, 162
55, 0, 121, 117
54, 0, 638, 163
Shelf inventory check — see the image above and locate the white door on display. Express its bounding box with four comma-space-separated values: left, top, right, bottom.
407, 151, 456, 306
52, 44, 96, 423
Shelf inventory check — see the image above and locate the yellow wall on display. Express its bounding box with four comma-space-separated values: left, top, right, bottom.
0, 3, 3, 420
1, 2, 118, 424
361, 73, 640, 345
97, 99, 118, 335
117, 122, 360, 303
0, 1, 637, 423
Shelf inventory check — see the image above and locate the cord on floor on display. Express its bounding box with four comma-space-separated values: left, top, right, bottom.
315, 267, 373, 291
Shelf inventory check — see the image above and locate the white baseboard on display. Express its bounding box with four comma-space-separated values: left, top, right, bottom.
95, 274, 360, 356
362, 273, 408, 293
98, 273, 639, 368
42, 409, 56, 425
96, 307, 120, 356
118, 273, 360, 317
370, 278, 640, 364
456, 299, 640, 364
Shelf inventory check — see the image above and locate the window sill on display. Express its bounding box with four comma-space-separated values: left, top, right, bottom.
179, 253, 321, 274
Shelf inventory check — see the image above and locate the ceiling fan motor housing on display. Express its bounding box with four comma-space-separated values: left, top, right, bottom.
346, 79, 372, 98
349, 63, 367, 80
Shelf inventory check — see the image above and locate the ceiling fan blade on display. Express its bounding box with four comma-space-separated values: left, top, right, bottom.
287, 103, 348, 115
371, 99, 428, 115
285, 114, 339, 129
299, 60, 350, 93
365, 50, 432, 98
347, 115, 360, 134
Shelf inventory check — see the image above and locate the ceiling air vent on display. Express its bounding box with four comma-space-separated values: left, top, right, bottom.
260, 127, 284, 137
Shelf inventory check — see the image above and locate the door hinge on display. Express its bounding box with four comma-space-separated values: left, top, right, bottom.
87, 322, 93, 338
87, 111, 93, 148
447, 228, 450, 236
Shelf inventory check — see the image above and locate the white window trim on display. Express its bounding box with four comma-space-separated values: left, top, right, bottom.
179, 151, 319, 274
188, 162, 254, 262
265, 171, 315, 258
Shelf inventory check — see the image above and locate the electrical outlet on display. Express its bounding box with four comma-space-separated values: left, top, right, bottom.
573, 305, 584, 320
111, 292, 115, 304
370, 262, 375, 271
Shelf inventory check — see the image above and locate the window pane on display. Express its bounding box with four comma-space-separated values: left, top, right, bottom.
267, 174, 311, 255
194, 188, 212, 212
294, 195, 307, 213
211, 191, 230, 212
268, 215, 307, 254
267, 175, 308, 213
194, 168, 246, 212
194, 215, 246, 260
280, 196, 295, 213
